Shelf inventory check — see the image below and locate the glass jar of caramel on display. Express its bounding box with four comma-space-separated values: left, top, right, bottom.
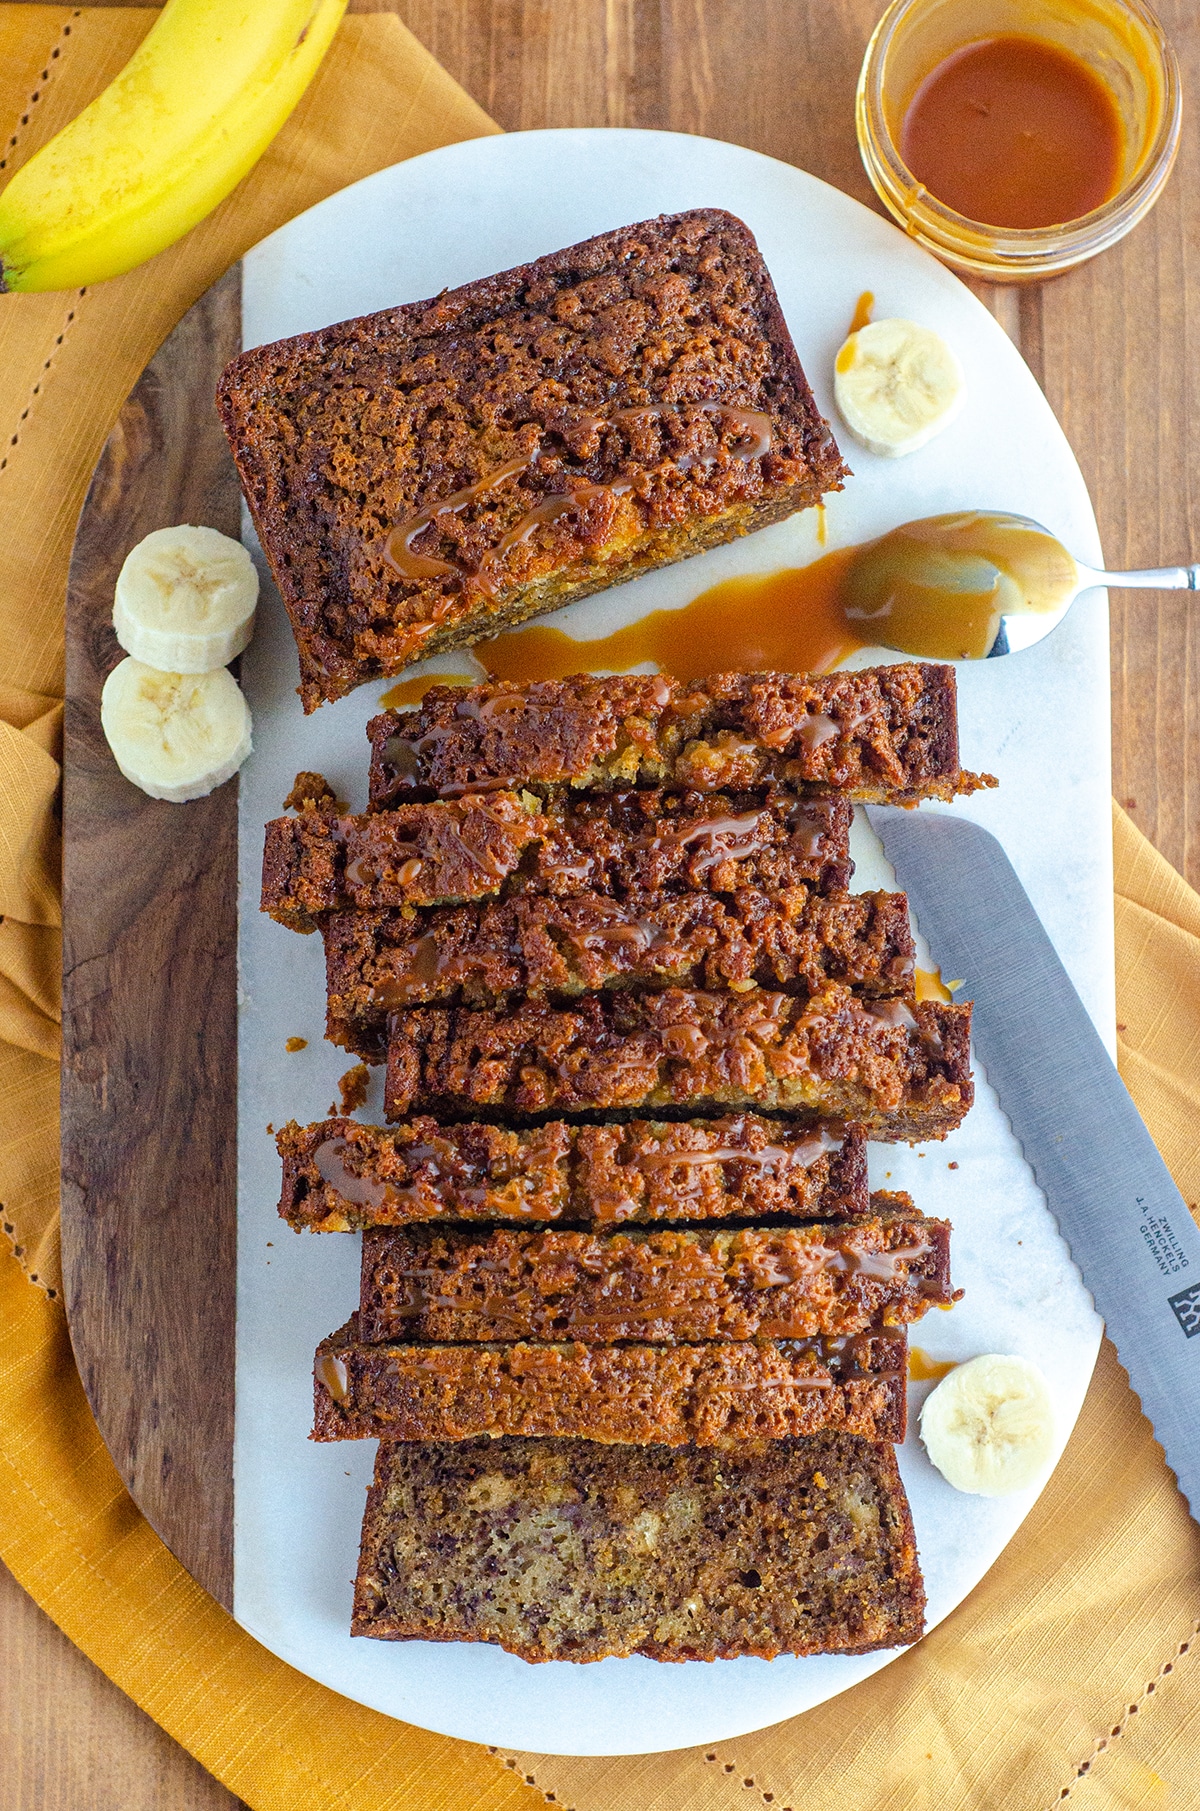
856, 0, 1181, 280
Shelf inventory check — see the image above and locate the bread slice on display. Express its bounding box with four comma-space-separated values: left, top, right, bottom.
312, 1322, 908, 1445
277, 1114, 868, 1232
217, 209, 848, 711
356, 1193, 954, 1344
322, 885, 914, 1055
367, 666, 994, 807
383, 983, 972, 1139
351, 1433, 926, 1661
261, 787, 854, 934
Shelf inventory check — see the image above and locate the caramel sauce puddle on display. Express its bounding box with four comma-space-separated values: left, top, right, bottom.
908, 1348, 958, 1383
480, 547, 866, 686
847, 290, 875, 335
379, 510, 1075, 703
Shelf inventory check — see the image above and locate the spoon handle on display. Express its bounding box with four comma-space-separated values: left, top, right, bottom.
1078, 563, 1200, 592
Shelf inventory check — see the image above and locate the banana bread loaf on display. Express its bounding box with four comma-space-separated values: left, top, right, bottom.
351, 1433, 925, 1660
356, 1195, 955, 1344
367, 666, 993, 806
313, 1323, 908, 1445
278, 1114, 868, 1231
383, 984, 972, 1137
218, 209, 847, 710
323, 885, 914, 1054
261, 787, 854, 933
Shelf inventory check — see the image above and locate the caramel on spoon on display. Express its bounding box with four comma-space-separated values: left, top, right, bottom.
839, 512, 1200, 659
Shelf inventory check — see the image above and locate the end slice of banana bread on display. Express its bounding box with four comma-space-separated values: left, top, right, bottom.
351, 1433, 926, 1661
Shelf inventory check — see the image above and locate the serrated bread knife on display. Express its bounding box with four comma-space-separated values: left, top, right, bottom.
866, 805, 1200, 1522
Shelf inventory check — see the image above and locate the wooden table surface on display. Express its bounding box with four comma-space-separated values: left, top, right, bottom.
4, 0, 1198, 1804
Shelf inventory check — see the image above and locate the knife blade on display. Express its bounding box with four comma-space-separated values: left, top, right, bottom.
866, 804, 1200, 1521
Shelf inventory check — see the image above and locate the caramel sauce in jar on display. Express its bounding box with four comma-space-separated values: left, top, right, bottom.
858, 0, 1180, 282
901, 35, 1122, 230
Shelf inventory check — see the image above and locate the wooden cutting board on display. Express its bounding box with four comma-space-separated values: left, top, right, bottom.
61, 266, 243, 1612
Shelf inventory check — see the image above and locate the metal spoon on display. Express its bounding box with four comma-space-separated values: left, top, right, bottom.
839, 511, 1200, 659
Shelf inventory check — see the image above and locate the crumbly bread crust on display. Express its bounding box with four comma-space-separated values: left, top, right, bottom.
313, 1322, 907, 1445
261, 787, 854, 933
322, 885, 914, 1054
383, 984, 972, 1137
357, 1195, 954, 1344
367, 666, 994, 806
277, 1114, 868, 1231
352, 1434, 925, 1660
218, 210, 847, 710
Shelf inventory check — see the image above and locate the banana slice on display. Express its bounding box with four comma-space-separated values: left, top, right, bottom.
101, 658, 252, 803
920, 1354, 1055, 1496
834, 317, 965, 458
113, 525, 258, 673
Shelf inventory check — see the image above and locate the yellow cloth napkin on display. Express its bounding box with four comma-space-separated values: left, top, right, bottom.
0, 10, 1196, 1807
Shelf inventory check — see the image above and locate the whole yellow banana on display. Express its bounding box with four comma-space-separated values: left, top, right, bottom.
0, 0, 347, 293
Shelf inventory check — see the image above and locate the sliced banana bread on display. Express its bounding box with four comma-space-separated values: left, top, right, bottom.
261, 787, 854, 933
383, 983, 972, 1137
323, 885, 914, 1055
367, 666, 993, 806
313, 1323, 907, 1445
261, 791, 547, 933
277, 1114, 868, 1231
356, 1195, 955, 1344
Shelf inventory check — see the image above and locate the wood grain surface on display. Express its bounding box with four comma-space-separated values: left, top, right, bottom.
0, 1558, 248, 1811
11, 2, 1199, 1808
60, 263, 242, 1613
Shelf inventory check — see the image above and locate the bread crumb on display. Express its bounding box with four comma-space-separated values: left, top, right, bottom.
284, 770, 342, 812
334, 1062, 370, 1115
812, 1471, 827, 1490
948, 1160, 958, 1170
285, 1036, 308, 1052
